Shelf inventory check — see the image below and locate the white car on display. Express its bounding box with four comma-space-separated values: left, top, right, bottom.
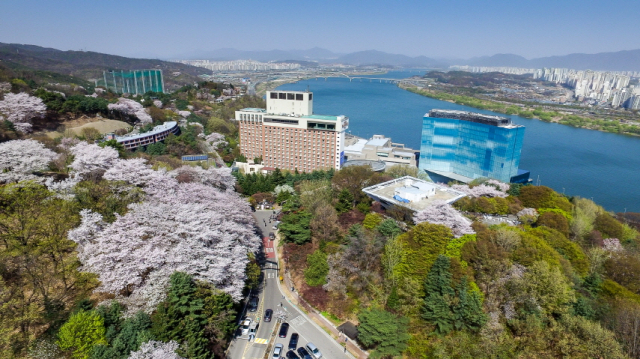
305, 343, 322, 359
273, 343, 284, 359
241, 318, 252, 336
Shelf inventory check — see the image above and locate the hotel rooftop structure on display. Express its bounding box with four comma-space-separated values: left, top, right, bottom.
235, 91, 349, 172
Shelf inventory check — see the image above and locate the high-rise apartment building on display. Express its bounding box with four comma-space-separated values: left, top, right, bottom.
419, 110, 529, 183
235, 91, 349, 172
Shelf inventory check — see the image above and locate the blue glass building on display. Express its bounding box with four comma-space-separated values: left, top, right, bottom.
419, 110, 528, 183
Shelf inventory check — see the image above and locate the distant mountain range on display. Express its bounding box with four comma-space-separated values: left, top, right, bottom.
464, 50, 640, 72
180, 47, 640, 72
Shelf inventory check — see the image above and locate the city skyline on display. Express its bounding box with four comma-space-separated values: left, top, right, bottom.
2, 0, 640, 60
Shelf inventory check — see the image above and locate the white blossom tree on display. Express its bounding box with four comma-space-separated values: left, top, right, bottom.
451, 183, 509, 198
170, 165, 236, 192
178, 110, 191, 118
0, 92, 47, 133
517, 208, 539, 224
69, 169, 258, 314
153, 100, 163, 108
413, 200, 475, 237
0, 139, 57, 183
205, 132, 227, 148
104, 158, 167, 187
68, 141, 119, 177
108, 98, 152, 124
127, 341, 184, 359
603, 238, 623, 252
274, 184, 295, 195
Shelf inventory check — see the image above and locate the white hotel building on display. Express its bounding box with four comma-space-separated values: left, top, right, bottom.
235, 91, 349, 172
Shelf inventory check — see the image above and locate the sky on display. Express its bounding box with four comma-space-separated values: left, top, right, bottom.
1, 0, 640, 60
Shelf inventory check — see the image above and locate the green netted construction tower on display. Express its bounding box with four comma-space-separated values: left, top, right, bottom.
98, 69, 164, 94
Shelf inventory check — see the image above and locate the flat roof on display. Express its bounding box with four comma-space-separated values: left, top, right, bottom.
363, 176, 467, 211
366, 138, 389, 147
239, 108, 266, 113
302, 114, 339, 121
425, 169, 474, 183
343, 160, 386, 172
344, 138, 367, 153
116, 121, 177, 142
394, 151, 416, 157
427, 109, 523, 128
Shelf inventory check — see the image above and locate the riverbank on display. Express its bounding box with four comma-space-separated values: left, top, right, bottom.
255, 71, 389, 96
399, 83, 640, 137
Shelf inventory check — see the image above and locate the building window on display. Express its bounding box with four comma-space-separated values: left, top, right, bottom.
287, 93, 294, 100
296, 94, 303, 101
308, 93, 313, 100
279, 93, 286, 99
270, 92, 278, 99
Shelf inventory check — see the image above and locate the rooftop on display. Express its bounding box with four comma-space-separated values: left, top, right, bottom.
427, 109, 522, 128
343, 160, 386, 172
366, 138, 390, 147
301, 114, 339, 121
344, 138, 368, 154
115, 121, 177, 142
362, 176, 467, 211
240, 108, 266, 113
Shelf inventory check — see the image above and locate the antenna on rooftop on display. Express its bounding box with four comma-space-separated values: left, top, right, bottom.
306, 85, 310, 93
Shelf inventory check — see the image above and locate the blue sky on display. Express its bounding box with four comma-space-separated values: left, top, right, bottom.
1, 0, 639, 59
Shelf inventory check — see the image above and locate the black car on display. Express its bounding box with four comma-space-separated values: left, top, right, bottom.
278, 322, 290, 338
288, 333, 299, 350
286, 350, 300, 359
264, 309, 273, 322
297, 347, 312, 359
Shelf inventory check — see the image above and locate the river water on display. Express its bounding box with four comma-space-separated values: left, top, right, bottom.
277, 70, 640, 212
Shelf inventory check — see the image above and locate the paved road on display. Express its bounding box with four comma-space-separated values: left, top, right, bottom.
227, 210, 351, 359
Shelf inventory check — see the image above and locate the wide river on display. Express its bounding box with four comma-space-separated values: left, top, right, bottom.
277, 70, 640, 212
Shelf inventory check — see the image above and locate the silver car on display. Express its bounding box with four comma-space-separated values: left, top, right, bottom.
305, 343, 322, 359
273, 343, 284, 359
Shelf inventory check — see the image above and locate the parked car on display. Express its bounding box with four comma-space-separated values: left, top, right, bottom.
248, 322, 259, 337
269, 232, 275, 240
273, 344, 284, 359
264, 309, 273, 322
278, 322, 290, 338
297, 347, 312, 359
288, 333, 299, 350
240, 318, 252, 336
286, 350, 300, 359
305, 343, 322, 359
248, 296, 258, 312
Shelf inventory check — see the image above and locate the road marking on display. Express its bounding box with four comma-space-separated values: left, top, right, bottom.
290, 315, 306, 326
254, 338, 268, 344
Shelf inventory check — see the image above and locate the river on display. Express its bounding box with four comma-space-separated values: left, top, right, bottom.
277, 70, 640, 212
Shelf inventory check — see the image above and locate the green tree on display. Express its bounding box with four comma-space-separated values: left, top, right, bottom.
195, 284, 237, 357
90, 311, 153, 359
304, 250, 329, 286
335, 188, 354, 214
57, 310, 107, 359
146, 142, 167, 156
245, 253, 261, 290
363, 213, 383, 229
357, 308, 410, 359
377, 219, 402, 238
279, 211, 312, 244
423, 256, 486, 334
395, 223, 453, 288
152, 272, 211, 359
99, 139, 125, 157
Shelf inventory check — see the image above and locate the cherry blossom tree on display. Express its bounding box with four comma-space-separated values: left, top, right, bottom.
153, 100, 163, 108
486, 179, 510, 193
108, 98, 152, 124
68, 141, 119, 177
205, 132, 227, 148
451, 183, 509, 198
517, 208, 539, 224
69, 168, 258, 314
0, 92, 47, 133
178, 110, 191, 118
0, 139, 57, 183
603, 238, 623, 252
127, 341, 184, 359
413, 200, 475, 238
170, 165, 236, 192
103, 158, 167, 187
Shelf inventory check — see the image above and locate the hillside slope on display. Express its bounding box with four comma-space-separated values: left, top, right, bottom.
0, 43, 212, 91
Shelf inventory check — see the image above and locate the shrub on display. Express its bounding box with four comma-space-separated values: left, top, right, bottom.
518, 186, 555, 209
57, 310, 107, 359
595, 212, 625, 239
304, 250, 329, 287
536, 211, 570, 237
363, 213, 383, 229
357, 308, 410, 358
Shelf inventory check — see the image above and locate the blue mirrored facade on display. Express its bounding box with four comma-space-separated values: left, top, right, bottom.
419, 110, 526, 183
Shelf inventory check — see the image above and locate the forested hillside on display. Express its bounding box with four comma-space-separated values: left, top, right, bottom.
0, 43, 212, 91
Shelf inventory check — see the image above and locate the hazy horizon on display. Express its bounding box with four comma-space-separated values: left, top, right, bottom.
2, 0, 640, 60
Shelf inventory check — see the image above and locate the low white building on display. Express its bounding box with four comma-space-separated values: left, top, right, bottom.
394, 179, 437, 202
343, 134, 418, 168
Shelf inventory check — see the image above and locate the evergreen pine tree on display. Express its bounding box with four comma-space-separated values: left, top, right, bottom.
272, 168, 286, 186
152, 272, 211, 359
387, 286, 400, 311
452, 277, 487, 332
335, 189, 354, 213
422, 255, 455, 334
